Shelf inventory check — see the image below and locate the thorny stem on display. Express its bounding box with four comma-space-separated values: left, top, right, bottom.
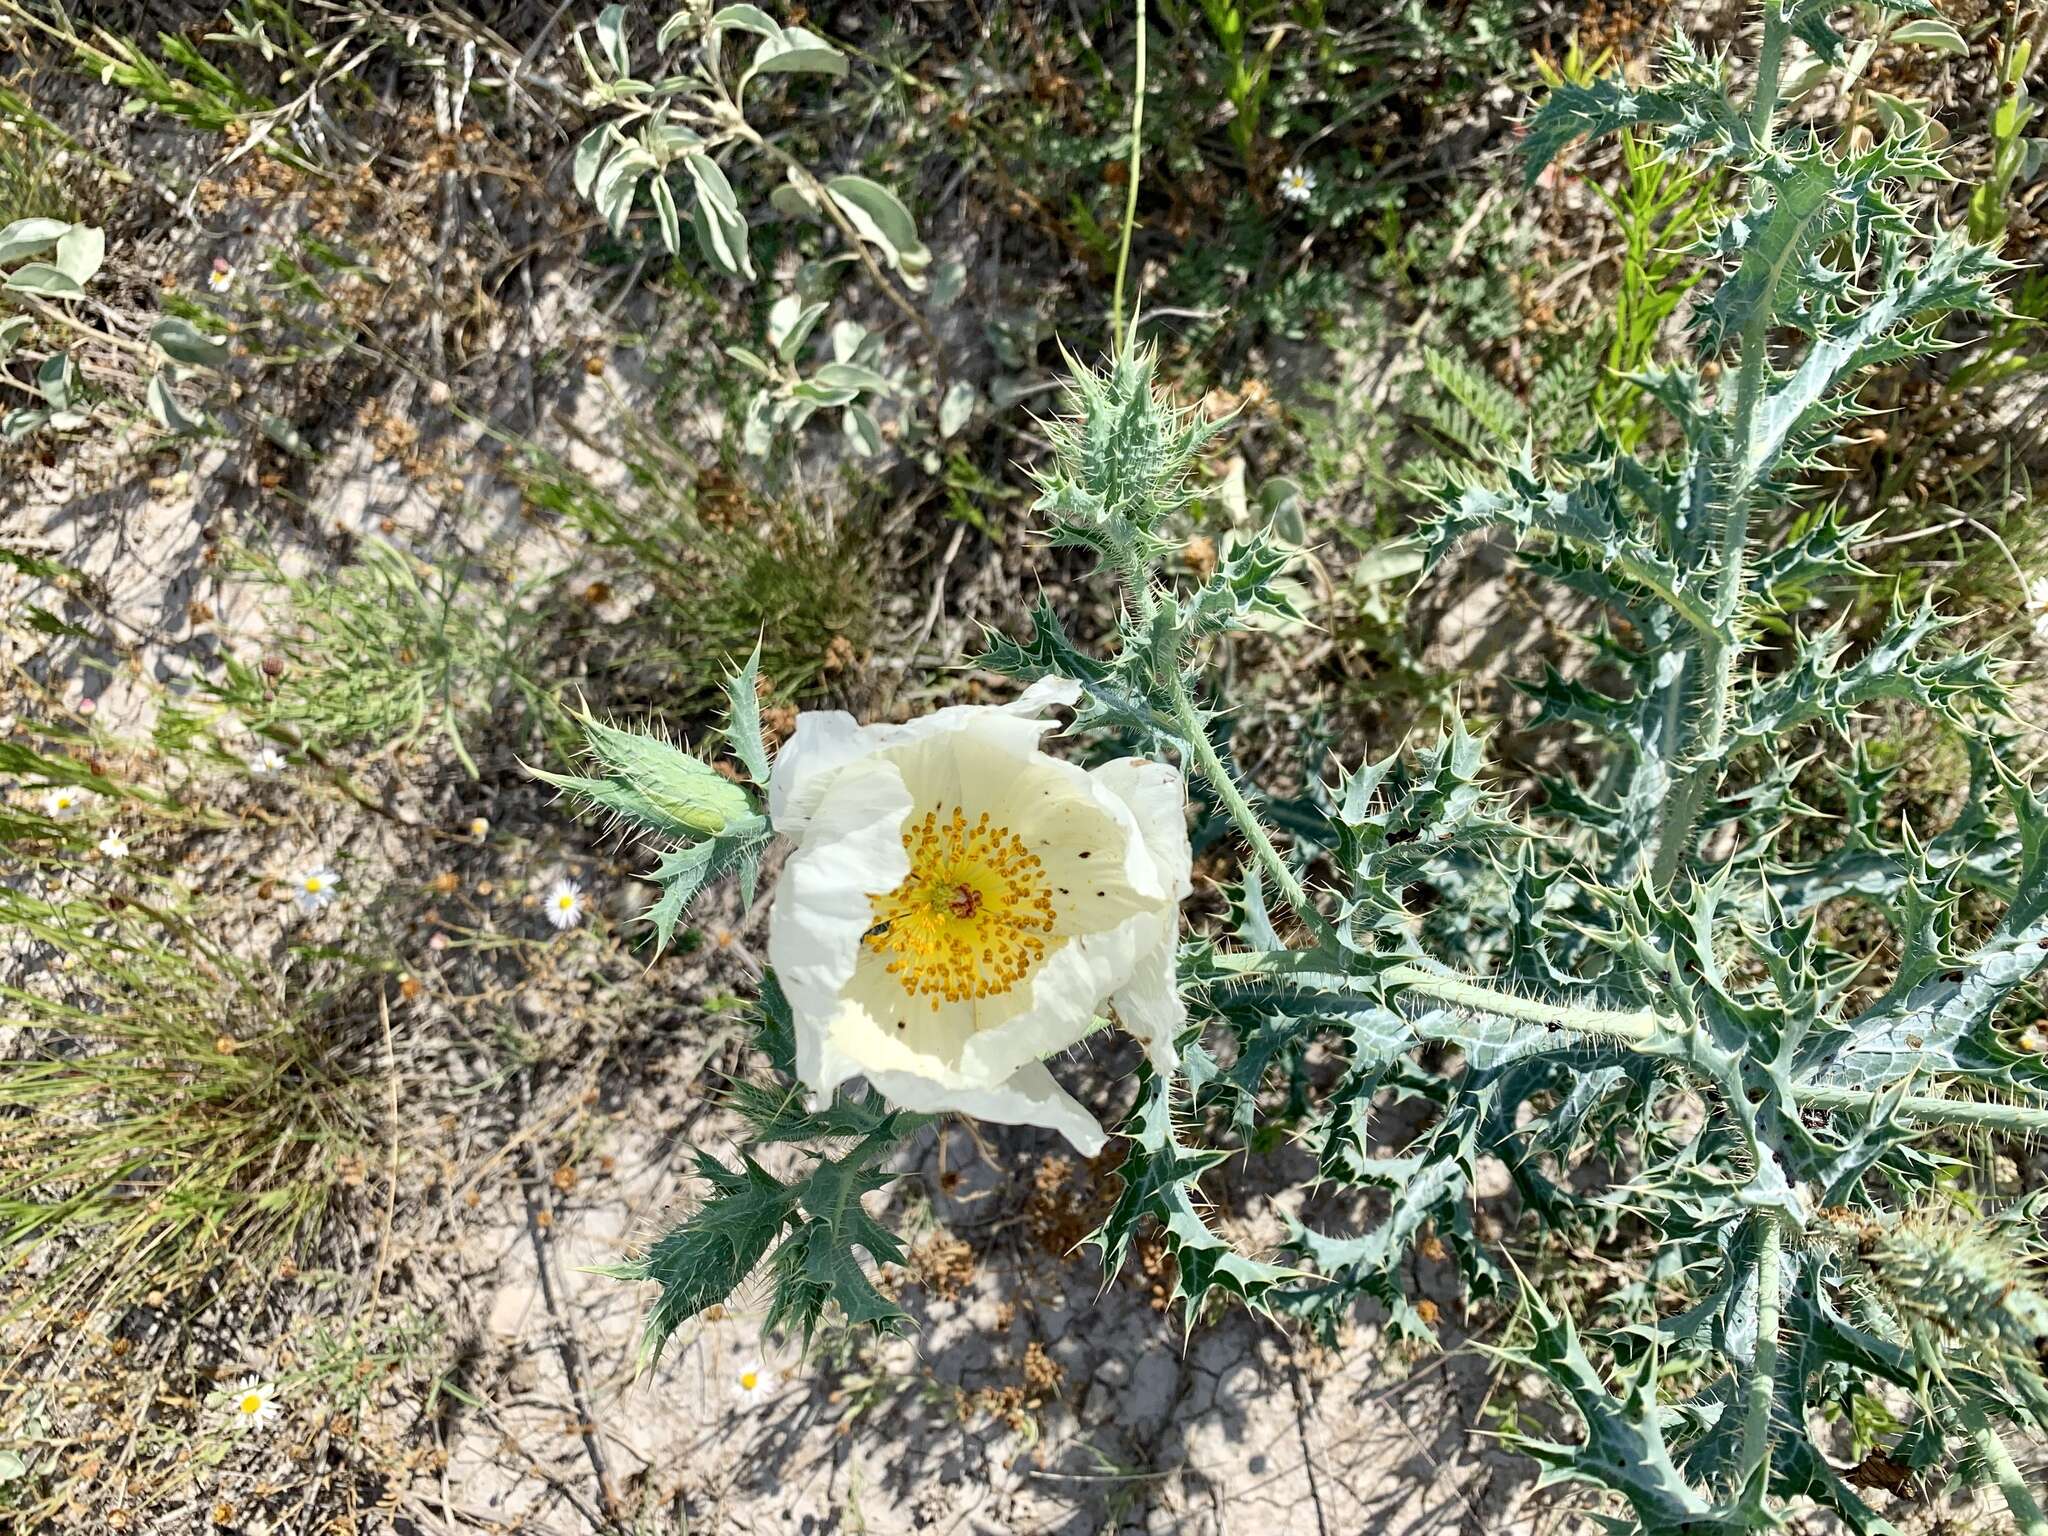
1649, 4, 1788, 894
1738, 1213, 1783, 1497
1797, 1085, 2048, 1136
1113, 528, 1321, 934
1965, 1403, 2048, 1536
1110, 0, 1146, 350
1210, 949, 1663, 1042
1208, 950, 2048, 1134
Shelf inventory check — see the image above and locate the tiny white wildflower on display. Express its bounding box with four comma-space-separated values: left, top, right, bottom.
249, 746, 288, 775
1277, 165, 1316, 204
207, 259, 234, 294
2020, 1026, 2046, 1055
736, 1357, 777, 1397
2025, 574, 2048, 643
545, 879, 585, 931
295, 867, 339, 912
227, 1377, 278, 1430
468, 816, 490, 839
44, 786, 84, 817
96, 834, 129, 859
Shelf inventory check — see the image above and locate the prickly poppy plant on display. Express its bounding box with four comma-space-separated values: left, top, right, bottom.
545, 5, 2048, 1529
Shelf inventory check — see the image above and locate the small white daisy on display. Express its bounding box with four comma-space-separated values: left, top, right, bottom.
44, 786, 85, 817
294, 867, 339, 912
2020, 1026, 2046, 1054
207, 259, 234, 294
249, 746, 288, 775
545, 879, 585, 931
468, 816, 489, 839
96, 834, 129, 859
1277, 165, 1316, 204
227, 1377, 279, 1430
736, 1357, 777, 1397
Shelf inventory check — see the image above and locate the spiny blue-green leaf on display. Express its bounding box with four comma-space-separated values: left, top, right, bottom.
719, 640, 774, 786
615, 1152, 794, 1367
1498, 1285, 1727, 1530
1524, 33, 1750, 180
1177, 528, 1305, 638
1746, 233, 2004, 480
1727, 606, 2005, 747
1804, 770, 2048, 1092
644, 818, 772, 951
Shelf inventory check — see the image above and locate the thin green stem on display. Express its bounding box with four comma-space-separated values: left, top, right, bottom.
1113, 522, 1317, 934
1965, 1402, 2048, 1536
1738, 1213, 1783, 1497
1110, 0, 1147, 351
1748, 8, 1786, 152
1166, 678, 1319, 930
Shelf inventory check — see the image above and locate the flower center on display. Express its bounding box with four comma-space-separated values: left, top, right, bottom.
866, 807, 1056, 1007
239, 1393, 263, 1414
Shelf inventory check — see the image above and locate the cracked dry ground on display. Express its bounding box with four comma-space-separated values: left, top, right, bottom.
436, 1063, 1545, 1536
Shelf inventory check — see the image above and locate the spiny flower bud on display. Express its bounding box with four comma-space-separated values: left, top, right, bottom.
531, 713, 755, 840
1033, 343, 1219, 535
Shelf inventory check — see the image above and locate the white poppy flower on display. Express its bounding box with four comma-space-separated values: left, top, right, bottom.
766, 678, 1191, 1155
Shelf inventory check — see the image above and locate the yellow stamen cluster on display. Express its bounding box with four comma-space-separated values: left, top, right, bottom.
866, 807, 1056, 1007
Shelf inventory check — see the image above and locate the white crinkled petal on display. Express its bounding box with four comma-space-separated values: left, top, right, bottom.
864, 1058, 1104, 1156
768, 709, 878, 835
1091, 758, 1192, 1070
767, 757, 914, 1092
769, 677, 1080, 835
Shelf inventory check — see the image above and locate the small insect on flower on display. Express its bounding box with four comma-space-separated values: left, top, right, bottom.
249, 746, 288, 775
1277, 165, 1317, 204
207, 258, 234, 294
97, 834, 129, 859
545, 879, 585, 931
227, 1378, 278, 1430
295, 868, 339, 912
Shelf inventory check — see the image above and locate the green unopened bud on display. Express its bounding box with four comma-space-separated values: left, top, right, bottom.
581, 715, 751, 834
530, 714, 754, 840
1033, 344, 1220, 534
